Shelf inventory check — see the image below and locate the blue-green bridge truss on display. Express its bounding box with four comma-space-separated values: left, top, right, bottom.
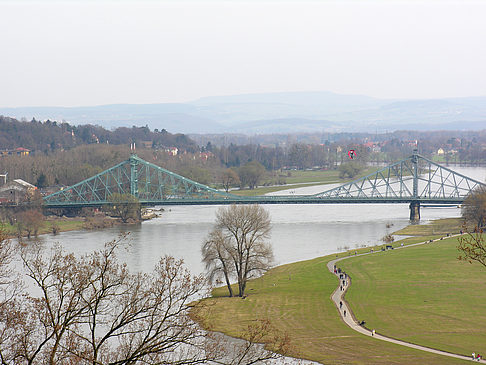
43, 151, 485, 220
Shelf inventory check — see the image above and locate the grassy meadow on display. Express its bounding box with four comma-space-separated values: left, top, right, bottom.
232, 167, 378, 197
393, 217, 467, 237
195, 242, 472, 364
339, 236, 486, 356
2, 218, 85, 238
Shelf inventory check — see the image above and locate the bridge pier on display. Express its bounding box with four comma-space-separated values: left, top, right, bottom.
409, 201, 421, 222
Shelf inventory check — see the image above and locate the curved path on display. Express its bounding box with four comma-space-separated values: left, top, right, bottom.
326, 234, 486, 363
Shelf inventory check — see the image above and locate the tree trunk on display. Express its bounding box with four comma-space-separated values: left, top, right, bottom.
224, 271, 233, 297
238, 274, 247, 297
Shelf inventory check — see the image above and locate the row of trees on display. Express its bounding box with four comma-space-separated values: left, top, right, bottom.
0, 143, 276, 191
0, 229, 290, 364
0, 191, 143, 239
0, 116, 198, 153
209, 143, 372, 171
0, 144, 221, 187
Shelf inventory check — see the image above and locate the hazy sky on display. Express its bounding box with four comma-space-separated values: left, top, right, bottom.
1, 0, 486, 107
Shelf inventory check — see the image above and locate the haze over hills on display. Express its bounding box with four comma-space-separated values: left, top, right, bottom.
1, 91, 485, 134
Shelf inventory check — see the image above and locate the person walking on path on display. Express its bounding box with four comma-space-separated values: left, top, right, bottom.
339, 301, 342, 309
327, 235, 486, 364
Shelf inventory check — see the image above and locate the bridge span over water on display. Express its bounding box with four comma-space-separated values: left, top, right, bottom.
44, 150, 485, 221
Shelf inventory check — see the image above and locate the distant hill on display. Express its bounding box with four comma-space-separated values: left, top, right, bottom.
1, 92, 485, 134
0, 104, 222, 133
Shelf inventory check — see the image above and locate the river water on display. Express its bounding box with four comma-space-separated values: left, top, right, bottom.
35, 167, 486, 276
19, 166, 486, 365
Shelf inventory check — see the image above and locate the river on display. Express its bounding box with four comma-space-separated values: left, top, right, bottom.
18, 166, 486, 365
34, 166, 486, 276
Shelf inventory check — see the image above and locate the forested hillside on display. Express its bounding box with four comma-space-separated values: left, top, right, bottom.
0, 116, 197, 152
0, 144, 221, 187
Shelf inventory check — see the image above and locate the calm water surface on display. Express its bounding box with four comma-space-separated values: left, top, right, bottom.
23, 166, 485, 365
36, 166, 486, 276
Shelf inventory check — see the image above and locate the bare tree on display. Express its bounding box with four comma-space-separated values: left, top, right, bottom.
221, 169, 240, 193
17, 209, 44, 238
105, 193, 141, 223
462, 186, 486, 229
202, 229, 235, 297
11, 234, 211, 365
458, 227, 486, 268
238, 162, 265, 190
0, 229, 22, 365
203, 205, 273, 297
382, 234, 394, 244
1, 232, 288, 364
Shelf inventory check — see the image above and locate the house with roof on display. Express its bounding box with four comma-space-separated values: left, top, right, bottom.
0, 147, 31, 157
0, 179, 37, 204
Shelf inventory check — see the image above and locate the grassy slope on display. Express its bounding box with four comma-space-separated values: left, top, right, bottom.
196, 253, 467, 364
339, 237, 486, 356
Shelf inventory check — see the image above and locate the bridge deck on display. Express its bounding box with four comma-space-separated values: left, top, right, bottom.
44, 196, 463, 208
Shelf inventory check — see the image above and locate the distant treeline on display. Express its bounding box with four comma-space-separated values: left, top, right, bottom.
1, 115, 485, 190
0, 144, 223, 188
0, 116, 197, 153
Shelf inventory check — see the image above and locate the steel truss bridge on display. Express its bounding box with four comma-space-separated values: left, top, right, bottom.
44, 151, 485, 220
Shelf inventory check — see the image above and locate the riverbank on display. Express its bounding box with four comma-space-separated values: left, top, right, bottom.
231, 167, 378, 196
2, 216, 85, 238
193, 217, 477, 364
2, 208, 164, 238
3, 207, 163, 239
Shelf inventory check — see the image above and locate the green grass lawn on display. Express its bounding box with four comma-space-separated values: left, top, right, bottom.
232, 167, 378, 197
339, 237, 486, 357
393, 218, 467, 237
2, 218, 85, 237
195, 250, 469, 364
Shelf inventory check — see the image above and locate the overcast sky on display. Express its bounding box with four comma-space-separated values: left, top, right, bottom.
1, 0, 485, 107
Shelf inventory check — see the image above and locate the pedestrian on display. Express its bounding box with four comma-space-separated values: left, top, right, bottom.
340, 285, 343, 291
339, 301, 342, 309
372, 329, 375, 337
477, 354, 481, 361
344, 310, 346, 317
472, 352, 475, 360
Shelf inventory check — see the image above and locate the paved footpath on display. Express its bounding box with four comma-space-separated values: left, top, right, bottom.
326, 234, 486, 363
